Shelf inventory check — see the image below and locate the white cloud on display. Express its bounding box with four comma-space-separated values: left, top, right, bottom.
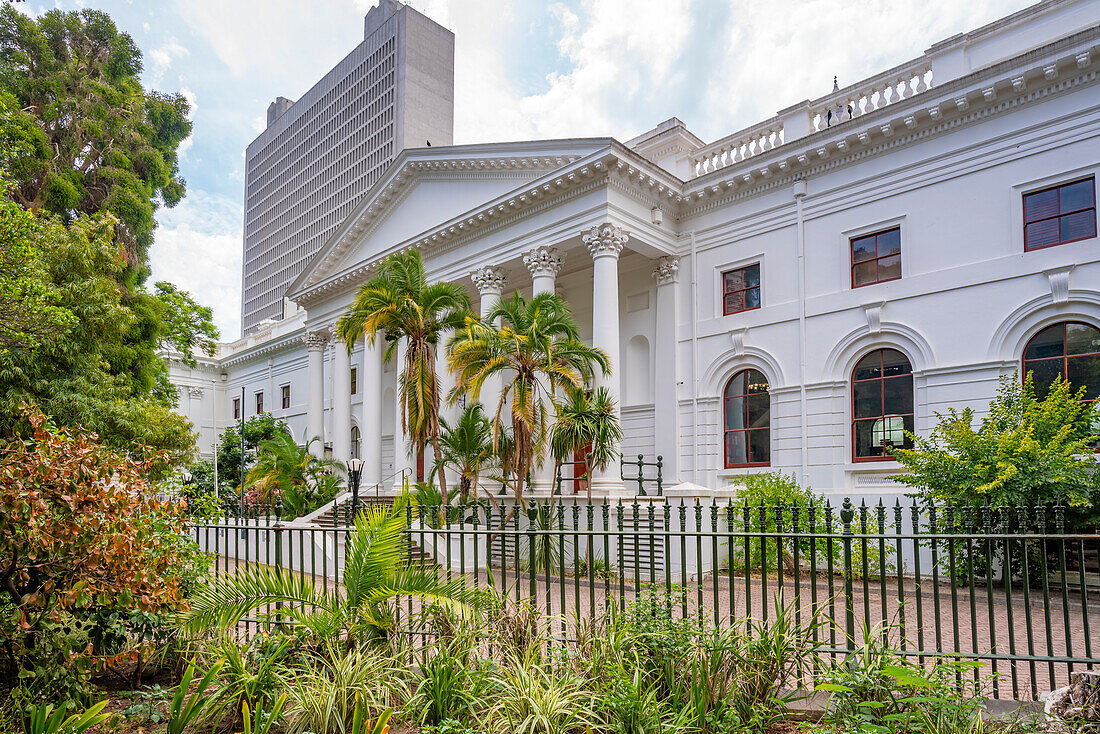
151, 190, 243, 340
251, 115, 266, 134
149, 41, 190, 83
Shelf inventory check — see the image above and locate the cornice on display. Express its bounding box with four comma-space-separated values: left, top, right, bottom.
220, 331, 307, 368
679, 30, 1099, 214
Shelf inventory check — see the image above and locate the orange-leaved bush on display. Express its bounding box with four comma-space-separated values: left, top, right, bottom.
0, 404, 199, 616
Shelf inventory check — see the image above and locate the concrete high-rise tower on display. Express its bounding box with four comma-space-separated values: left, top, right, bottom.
240, 0, 454, 334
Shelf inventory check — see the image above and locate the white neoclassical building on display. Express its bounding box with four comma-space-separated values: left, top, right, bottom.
168, 0, 1100, 502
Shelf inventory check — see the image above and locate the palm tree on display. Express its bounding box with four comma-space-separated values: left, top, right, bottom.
245, 434, 342, 516
434, 402, 496, 504
336, 249, 471, 508
446, 292, 609, 512
549, 386, 622, 503
176, 502, 487, 642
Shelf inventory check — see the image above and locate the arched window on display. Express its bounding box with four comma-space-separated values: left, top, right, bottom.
351, 426, 361, 460
1023, 322, 1100, 403
723, 369, 770, 467
852, 349, 914, 461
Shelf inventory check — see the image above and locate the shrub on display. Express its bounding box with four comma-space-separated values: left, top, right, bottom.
893, 373, 1100, 529
0, 406, 208, 705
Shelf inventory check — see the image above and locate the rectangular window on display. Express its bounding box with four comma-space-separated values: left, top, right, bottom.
255, 391, 264, 414
233, 398, 240, 420
851, 227, 901, 288
350, 367, 357, 395
1024, 177, 1096, 251
281, 384, 290, 409
722, 263, 761, 315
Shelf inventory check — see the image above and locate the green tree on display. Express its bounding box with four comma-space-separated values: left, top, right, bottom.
216, 413, 292, 495
0, 6, 190, 272
549, 386, 622, 503
447, 292, 609, 510
176, 502, 487, 643
434, 402, 497, 504
0, 186, 73, 353
892, 373, 1100, 528
154, 281, 218, 366
0, 214, 195, 467
245, 433, 342, 516
336, 249, 471, 508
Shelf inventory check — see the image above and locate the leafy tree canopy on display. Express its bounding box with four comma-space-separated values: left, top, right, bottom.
0, 211, 201, 466
216, 413, 293, 493
0, 5, 190, 278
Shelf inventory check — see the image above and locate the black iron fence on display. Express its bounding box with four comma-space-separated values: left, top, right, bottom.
191, 496, 1100, 701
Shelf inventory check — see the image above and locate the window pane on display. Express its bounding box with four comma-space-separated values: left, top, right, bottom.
1066, 323, 1100, 356
852, 236, 876, 263
1027, 359, 1064, 399
1067, 355, 1100, 401
1025, 324, 1065, 360
853, 261, 877, 287
724, 270, 745, 292
725, 372, 747, 398
1024, 188, 1059, 222
881, 349, 911, 376
877, 254, 901, 281
1060, 210, 1096, 242
745, 370, 769, 394
725, 397, 746, 430
744, 286, 761, 309
853, 380, 881, 419
854, 351, 882, 381
744, 264, 761, 287
883, 375, 914, 415
877, 228, 901, 256
1026, 219, 1060, 249
725, 292, 745, 314
1059, 179, 1095, 213
748, 429, 770, 464
726, 431, 748, 465
746, 393, 770, 428
854, 419, 881, 458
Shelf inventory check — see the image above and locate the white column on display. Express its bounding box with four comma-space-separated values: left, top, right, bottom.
584, 223, 628, 494
522, 247, 564, 493
523, 247, 562, 297
362, 337, 383, 487
393, 337, 412, 491
653, 256, 681, 483
470, 266, 506, 408
306, 330, 327, 456
332, 335, 352, 465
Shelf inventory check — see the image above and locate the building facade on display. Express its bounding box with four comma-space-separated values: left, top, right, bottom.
169, 0, 1100, 501
240, 0, 454, 334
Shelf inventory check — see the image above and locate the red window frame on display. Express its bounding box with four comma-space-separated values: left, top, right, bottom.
722, 369, 770, 468
281, 384, 291, 409
233, 398, 240, 420
1022, 322, 1100, 448
1023, 177, 1096, 251
350, 367, 358, 395
851, 348, 914, 462
255, 391, 264, 414
850, 227, 902, 289
721, 263, 761, 316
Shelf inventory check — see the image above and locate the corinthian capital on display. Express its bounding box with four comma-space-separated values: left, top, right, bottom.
305, 330, 329, 351
653, 256, 680, 285
583, 223, 628, 259
522, 247, 563, 279
470, 265, 507, 295
187, 386, 206, 398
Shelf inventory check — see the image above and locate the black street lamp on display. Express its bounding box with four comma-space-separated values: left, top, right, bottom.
346, 458, 364, 523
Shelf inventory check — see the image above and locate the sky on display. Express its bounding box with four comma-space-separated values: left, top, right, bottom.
23, 0, 1033, 340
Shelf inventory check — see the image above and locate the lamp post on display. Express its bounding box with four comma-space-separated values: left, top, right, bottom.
179, 470, 193, 507
346, 458, 364, 523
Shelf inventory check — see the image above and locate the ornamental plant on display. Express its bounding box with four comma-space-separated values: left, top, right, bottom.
0, 404, 206, 702
892, 373, 1100, 527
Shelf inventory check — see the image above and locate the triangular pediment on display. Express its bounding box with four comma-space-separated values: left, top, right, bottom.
287, 139, 612, 299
